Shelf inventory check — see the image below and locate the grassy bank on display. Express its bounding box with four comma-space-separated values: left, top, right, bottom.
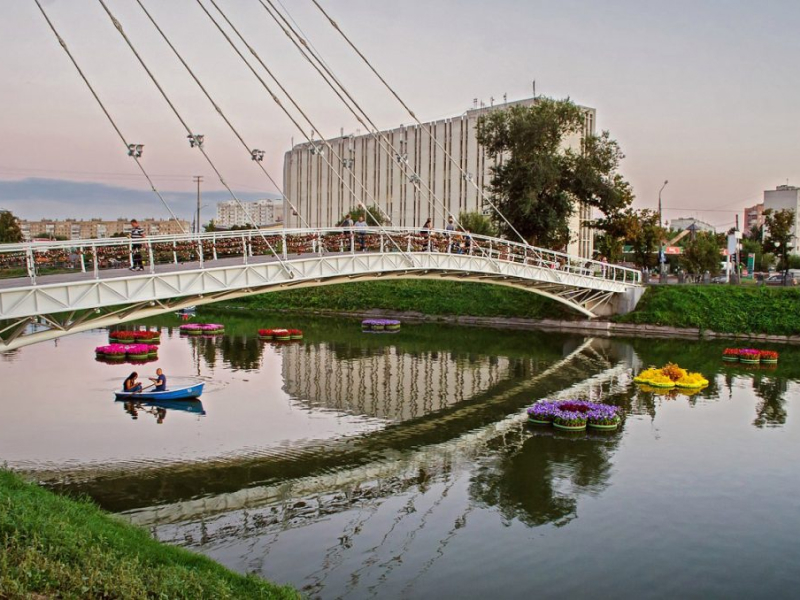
224, 280, 800, 337
0, 470, 297, 599
614, 285, 800, 335
230, 279, 573, 320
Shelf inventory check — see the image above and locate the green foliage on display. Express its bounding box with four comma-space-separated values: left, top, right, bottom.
230, 279, 574, 320
681, 232, 721, 277
0, 210, 23, 243
763, 208, 795, 273
204, 219, 218, 232
341, 204, 389, 227
476, 97, 633, 249
603, 208, 664, 270
457, 211, 498, 237
0, 469, 299, 599
615, 285, 800, 335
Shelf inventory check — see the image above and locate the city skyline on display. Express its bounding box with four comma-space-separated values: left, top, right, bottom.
2, 0, 798, 229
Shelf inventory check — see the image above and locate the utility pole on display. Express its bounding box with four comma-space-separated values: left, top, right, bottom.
193, 175, 203, 234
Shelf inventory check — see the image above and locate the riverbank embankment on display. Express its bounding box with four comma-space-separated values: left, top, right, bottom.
222, 280, 800, 343
0, 470, 298, 599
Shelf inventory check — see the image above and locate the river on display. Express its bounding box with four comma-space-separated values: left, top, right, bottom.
2, 310, 799, 599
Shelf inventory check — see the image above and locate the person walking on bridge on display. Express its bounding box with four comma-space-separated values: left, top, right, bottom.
129, 219, 145, 271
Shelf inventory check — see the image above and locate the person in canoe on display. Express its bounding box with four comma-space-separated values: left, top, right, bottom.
123, 372, 142, 393
149, 368, 167, 392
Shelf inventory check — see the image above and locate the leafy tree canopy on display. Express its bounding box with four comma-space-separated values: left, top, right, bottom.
0, 210, 24, 244
763, 208, 795, 274
681, 231, 721, 277
340, 204, 389, 227
457, 211, 498, 237
476, 97, 633, 249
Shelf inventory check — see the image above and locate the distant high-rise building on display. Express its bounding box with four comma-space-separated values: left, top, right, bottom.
215, 199, 284, 229
282, 97, 596, 258
763, 185, 800, 254
744, 203, 765, 235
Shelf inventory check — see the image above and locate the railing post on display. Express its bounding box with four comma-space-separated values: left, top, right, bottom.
242, 235, 248, 265
282, 231, 288, 260
172, 240, 178, 265
380, 231, 385, 253
92, 244, 99, 279
128, 239, 134, 269
212, 234, 218, 261
197, 239, 204, 268
79, 246, 86, 273
148, 244, 155, 274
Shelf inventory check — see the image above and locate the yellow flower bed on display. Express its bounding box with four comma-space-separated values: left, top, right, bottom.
634, 363, 708, 390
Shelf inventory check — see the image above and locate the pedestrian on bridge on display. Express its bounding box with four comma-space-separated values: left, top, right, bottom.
129, 219, 145, 271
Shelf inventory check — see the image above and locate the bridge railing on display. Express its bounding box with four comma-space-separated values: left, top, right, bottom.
0, 227, 640, 286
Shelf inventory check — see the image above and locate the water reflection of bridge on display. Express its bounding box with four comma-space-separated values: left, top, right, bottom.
125, 342, 630, 596
282, 342, 521, 421
124, 339, 628, 528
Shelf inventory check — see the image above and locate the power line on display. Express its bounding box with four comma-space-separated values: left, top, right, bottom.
32, 0, 186, 233
95, 0, 292, 275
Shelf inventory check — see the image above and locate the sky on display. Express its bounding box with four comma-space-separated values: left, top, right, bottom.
1, 0, 799, 229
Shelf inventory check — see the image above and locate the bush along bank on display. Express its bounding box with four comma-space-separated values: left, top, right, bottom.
613, 285, 800, 337
0, 469, 299, 600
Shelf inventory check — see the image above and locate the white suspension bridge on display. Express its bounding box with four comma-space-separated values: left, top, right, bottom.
0, 227, 641, 351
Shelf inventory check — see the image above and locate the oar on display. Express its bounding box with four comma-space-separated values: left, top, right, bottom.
133, 383, 156, 395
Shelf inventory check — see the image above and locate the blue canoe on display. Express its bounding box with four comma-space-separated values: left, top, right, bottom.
115, 383, 204, 401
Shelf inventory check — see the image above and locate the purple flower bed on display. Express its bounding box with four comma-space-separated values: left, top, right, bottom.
362, 319, 401, 330
528, 400, 621, 428
95, 344, 127, 356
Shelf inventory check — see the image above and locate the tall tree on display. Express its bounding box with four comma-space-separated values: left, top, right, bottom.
341, 204, 389, 227
763, 208, 795, 281
681, 232, 721, 279
457, 211, 498, 237
0, 210, 23, 243
476, 97, 633, 249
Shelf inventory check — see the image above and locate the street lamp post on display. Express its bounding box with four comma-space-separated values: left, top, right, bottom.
658, 180, 668, 277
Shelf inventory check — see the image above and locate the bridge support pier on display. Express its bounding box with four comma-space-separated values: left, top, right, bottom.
590, 286, 645, 318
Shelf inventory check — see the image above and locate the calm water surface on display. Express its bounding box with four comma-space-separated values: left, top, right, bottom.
2, 311, 800, 599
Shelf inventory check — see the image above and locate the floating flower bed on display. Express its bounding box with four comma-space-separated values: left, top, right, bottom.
109, 330, 160, 344
94, 343, 158, 362
180, 323, 224, 336
362, 319, 401, 332
739, 348, 761, 364
721, 348, 778, 365
634, 362, 708, 390
722, 348, 740, 361
527, 400, 620, 431
258, 328, 303, 341
760, 350, 779, 364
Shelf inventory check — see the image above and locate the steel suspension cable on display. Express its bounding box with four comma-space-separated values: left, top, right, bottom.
132, 0, 310, 230
310, 0, 530, 247
259, 0, 494, 246
32, 0, 187, 233
197, 0, 412, 260
258, 0, 449, 225
95, 0, 293, 276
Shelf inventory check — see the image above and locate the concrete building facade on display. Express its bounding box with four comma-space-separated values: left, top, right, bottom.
744, 203, 765, 234
763, 185, 800, 254
215, 199, 284, 229
282, 97, 596, 258
20, 218, 189, 241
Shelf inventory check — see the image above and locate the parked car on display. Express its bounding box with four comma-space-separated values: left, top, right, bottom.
710, 275, 728, 284
765, 274, 798, 286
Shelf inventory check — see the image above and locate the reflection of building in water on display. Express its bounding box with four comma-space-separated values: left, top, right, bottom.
281, 342, 517, 421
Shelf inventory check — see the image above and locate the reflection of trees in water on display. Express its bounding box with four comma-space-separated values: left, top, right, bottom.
752, 374, 788, 428
468, 428, 619, 527
219, 335, 263, 371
